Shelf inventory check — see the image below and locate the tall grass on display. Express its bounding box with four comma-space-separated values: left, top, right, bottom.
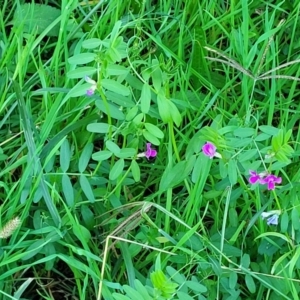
1, 0, 300, 299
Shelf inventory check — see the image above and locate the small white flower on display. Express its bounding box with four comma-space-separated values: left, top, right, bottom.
261, 210, 281, 226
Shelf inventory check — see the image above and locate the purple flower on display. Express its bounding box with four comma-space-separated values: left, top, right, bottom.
84, 76, 97, 96
248, 170, 281, 190
261, 210, 281, 225
248, 170, 267, 185
145, 143, 157, 159
249, 170, 262, 184
202, 142, 221, 159
266, 214, 279, 225
260, 174, 282, 190
86, 88, 95, 96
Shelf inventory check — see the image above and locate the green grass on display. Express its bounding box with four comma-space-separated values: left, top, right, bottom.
1, 0, 300, 299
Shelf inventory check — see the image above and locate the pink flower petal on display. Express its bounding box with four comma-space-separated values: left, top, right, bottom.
145, 143, 157, 159
202, 142, 217, 158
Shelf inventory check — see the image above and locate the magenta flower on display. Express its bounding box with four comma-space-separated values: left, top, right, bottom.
145, 143, 157, 159
248, 170, 267, 184
249, 170, 261, 184
248, 170, 281, 190
260, 174, 282, 190
202, 142, 221, 159
137, 143, 157, 159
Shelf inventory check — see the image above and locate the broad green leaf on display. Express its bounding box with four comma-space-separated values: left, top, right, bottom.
125, 106, 138, 121
62, 174, 74, 207
107, 42, 127, 62
95, 100, 125, 120
92, 150, 112, 161
219, 159, 228, 178
292, 208, 300, 230
209, 258, 222, 276
140, 83, 151, 113
259, 125, 279, 135
134, 279, 152, 300
239, 149, 257, 162
13, 3, 61, 37
44, 243, 56, 270
143, 130, 160, 146
229, 271, 238, 289
106, 140, 121, 155
78, 143, 93, 173
79, 175, 95, 203
233, 127, 255, 137
255, 133, 271, 141
168, 100, 182, 127
151, 59, 162, 91
177, 292, 194, 300
81, 205, 95, 229
241, 254, 250, 268
106, 64, 128, 76
87, 123, 116, 133
123, 285, 142, 300
101, 79, 130, 96
82, 38, 102, 49
60, 139, 71, 172
67, 67, 97, 79
144, 123, 164, 139
131, 160, 140, 182
33, 186, 43, 203
112, 294, 131, 300
157, 92, 171, 123
73, 224, 91, 242
185, 280, 207, 293
133, 113, 144, 125
109, 159, 125, 180
107, 91, 135, 107
68, 53, 96, 65
166, 266, 185, 284
280, 211, 289, 233
116, 148, 136, 159
22, 240, 46, 260
227, 137, 252, 147
245, 274, 256, 293
228, 159, 237, 185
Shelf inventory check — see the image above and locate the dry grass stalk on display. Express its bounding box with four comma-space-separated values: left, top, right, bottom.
0, 217, 21, 239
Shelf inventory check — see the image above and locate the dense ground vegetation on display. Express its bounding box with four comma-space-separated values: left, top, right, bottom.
1, 0, 300, 299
